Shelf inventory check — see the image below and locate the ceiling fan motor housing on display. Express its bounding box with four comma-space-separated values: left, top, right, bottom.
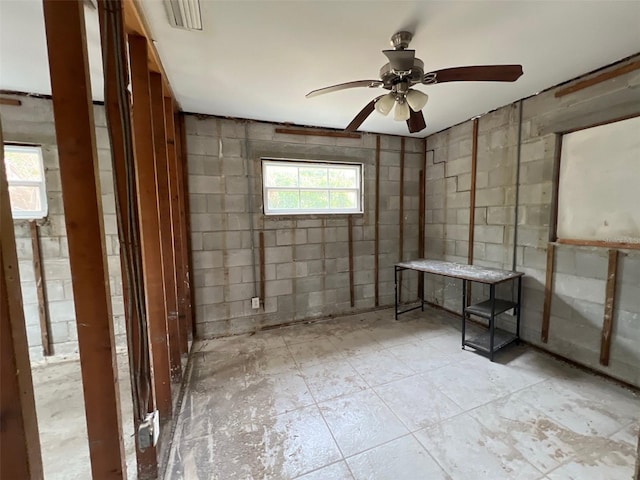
379, 58, 424, 89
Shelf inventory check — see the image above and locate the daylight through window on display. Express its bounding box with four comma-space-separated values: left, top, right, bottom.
262, 159, 363, 215
4, 144, 48, 219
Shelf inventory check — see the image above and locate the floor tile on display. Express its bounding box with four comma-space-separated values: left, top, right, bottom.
347, 349, 416, 387
546, 441, 637, 480
347, 434, 449, 480
415, 413, 543, 480
244, 370, 315, 415
387, 341, 465, 373
301, 360, 369, 403
294, 461, 354, 480
319, 389, 409, 457
288, 338, 347, 368
326, 329, 383, 357
374, 375, 462, 431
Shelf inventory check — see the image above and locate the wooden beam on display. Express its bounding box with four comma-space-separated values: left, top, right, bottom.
549, 134, 563, 242
150, 73, 181, 382
600, 249, 619, 366
348, 215, 355, 308
0, 97, 21, 106
163, 96, 188, 355
398, 137, 405, 302
555, 60, 640, 98
374, 135, 380, 307
541, 243, 556, 343
129, 34, 173, 422
29, 221, 50, 356
556, 238, 640, 251
43, 1, 126, 477
467, 118, 479, 305
274, 127, 361, 139
418, 168, 425, 298
259, 232, 266, 306
1, 112, 44, 480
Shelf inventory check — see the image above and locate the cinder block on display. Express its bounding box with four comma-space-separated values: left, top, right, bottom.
266, 279, 293, 297
188, 175, 223, 194
475, 187, 505, 207
192, 250, 224, 269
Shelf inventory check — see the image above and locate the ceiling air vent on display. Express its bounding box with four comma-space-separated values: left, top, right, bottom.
164, 0, 202, 31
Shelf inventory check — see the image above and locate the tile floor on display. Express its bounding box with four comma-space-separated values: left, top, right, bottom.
165, 307, 639, 480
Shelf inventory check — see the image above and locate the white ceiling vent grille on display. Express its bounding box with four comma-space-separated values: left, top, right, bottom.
164, 0, 202, 31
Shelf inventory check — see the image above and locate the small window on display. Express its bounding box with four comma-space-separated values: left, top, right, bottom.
262, 159, 363, 215
4, 145, 48, 219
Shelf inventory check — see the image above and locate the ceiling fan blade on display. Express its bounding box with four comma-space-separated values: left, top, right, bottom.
383, 49, 416, 72
345, 96, 382, 132
306, 80, 383, 98
406, 108, 426, 133
424, 65, 523, 84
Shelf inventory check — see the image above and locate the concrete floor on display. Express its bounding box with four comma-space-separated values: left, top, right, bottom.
166, 307, 639, 480
32, 349, 138, 479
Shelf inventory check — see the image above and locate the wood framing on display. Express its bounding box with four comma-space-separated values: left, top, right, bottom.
466, 118, 479, 305
600, 249, 619, 366
374, 135, 380, 307
398, 137, 405, 302
0, 97, 21, 106
43, 0, 126, 477
129, 34, 173, 422
418, 138, 427, 298
29, 221, 51, 356
555, 60, 640, 98
1, 114, 44, 480
556, 238, 640, 251
541, 243, 556, 343
274, 127, 361, 139
348, 215, 355, 308
150, 72, 182, 382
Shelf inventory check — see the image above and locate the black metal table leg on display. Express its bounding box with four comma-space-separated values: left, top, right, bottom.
489, 284, 496, 361
461, 279, 467, 349
394, 266, 398, 320
516, 276, 522, 343
421, 271, 424, 312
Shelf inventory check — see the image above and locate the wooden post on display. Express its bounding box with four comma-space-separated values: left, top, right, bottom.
97, 1, 158, 476
374, 135, 380, 307
164, 96, 188, 355
43, 1, 126, 477
129, 34, 173, 422
541, 243, 556, 343
466, 118, 479, 305
417, 168, 425, 298
150, 73, 181, 382
29, 221, 51, 356
348, 215, 355, 308
1, 113, 44, 480
600, 249, 619, 366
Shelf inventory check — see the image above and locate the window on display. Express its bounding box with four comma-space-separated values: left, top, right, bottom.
4, 145, 48, 219
262, 159, 363, 215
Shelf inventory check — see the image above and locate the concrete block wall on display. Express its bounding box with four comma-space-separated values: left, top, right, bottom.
424, 55, 640, 387
1, 94, 125, 362
185, 115, 423, 337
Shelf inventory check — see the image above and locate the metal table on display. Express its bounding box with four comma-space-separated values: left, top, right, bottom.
394, 259, 524, 361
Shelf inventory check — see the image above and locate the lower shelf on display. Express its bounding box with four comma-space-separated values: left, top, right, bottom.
463, 328, 518, 354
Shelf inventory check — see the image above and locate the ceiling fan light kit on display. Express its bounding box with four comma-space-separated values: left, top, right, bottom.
306, 31, 523, 134
164, 0, 203, 31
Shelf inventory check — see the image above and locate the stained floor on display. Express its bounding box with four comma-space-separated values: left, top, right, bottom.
165, 307, 639, 480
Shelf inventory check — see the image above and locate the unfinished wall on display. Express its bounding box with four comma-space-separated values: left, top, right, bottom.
424, 56, 640, 387
1, 94, 125, 361
185, 116, 424, 337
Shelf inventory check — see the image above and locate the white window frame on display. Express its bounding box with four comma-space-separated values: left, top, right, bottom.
262, 158, 364, 215
4, 144, 48, 220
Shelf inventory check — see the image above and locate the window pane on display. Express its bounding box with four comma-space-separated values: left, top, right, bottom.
300, 190, 329, 209
5, 148, 43, 181
9, 185, 41, 213
265, 165, 298, 187
328, 168, 357, 188
299, 167, 327, 188
330, 190, 358, 209
268, 190, 299, 209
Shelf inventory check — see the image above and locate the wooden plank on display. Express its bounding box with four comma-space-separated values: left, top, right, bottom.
0, 97, 21, 106
1, 110, 44, 480
274, 127, 361, 139
97, 1, 158, 476
348, 215, 355, 308
259, 232, 266, 305
556, 238, 640, 251
418, 168, 425, 298
549, 134, 563, 242
600, 249, 619, 366
129, 34, 173, 423
467, 118, 479, 305
164, 96, 188, 355
150, 73, 181, 382
541, 243, 556, 343
374, 135, 380, 307
555, 60, 640, 98
43, 1, 126, 477
398, 137, 405, 302
29, 221, 50, 356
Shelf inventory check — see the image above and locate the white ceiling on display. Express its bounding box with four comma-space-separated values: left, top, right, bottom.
1, 1, 639, 137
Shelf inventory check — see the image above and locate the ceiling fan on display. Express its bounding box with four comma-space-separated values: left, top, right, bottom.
306, 31, 523, 134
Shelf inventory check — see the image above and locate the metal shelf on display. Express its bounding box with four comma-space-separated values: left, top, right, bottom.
465, 299, 517, 319
463, 328, 518, 354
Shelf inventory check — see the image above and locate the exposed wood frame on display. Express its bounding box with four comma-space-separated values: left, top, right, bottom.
43, 0, 126, 476
466, 118, 479, 305
129, 34, 173, 422
398, 137, 405, 302
541, 243, 556, 343
556, 239, 640, 251
348, 215, 355, 308
555, 60, 640, 98
1, 114, 44, 480
150, 72, 182, 382
549, 134, 563, 242
418, 168, 425, 297
274, 127, 361, 139
29, 221, 51, 356
600, 249, 619, 366
0, 97, 21, 106
374, 135, 380, 307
